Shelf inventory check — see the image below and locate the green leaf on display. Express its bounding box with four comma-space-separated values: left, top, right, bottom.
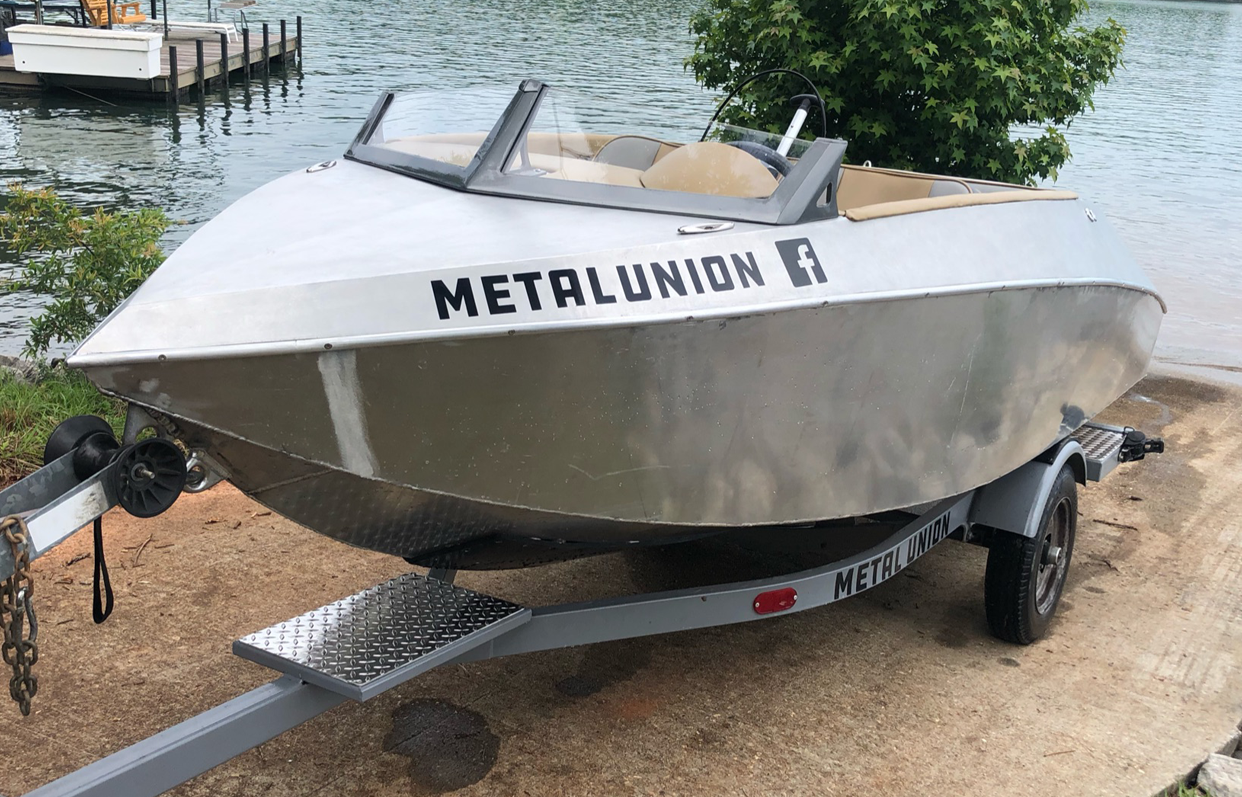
0, 182, 168, 361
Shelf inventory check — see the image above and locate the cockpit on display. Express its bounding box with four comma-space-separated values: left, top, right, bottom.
346, 79, 1049, 225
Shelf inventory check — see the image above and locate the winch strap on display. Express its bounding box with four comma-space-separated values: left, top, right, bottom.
92, 518, 113, 624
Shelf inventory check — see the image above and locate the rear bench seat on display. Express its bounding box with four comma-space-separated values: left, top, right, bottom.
836, 165, 972, 211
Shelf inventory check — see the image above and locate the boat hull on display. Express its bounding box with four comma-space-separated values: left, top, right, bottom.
70, 162, 1164, 567
81, 282, 1161, 565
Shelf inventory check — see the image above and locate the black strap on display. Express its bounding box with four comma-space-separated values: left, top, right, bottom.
92, 517, 113, 624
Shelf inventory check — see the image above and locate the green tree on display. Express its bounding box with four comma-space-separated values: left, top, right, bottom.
687, 0, 1125, 184
0, 183, 167, 360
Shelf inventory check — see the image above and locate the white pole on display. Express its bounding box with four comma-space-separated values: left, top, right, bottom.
776, 105, 809, 157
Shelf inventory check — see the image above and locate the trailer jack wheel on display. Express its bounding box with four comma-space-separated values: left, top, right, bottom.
984, 463, 1077, 644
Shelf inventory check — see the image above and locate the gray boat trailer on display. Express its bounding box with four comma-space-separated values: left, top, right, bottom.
1, 423, 1141, 797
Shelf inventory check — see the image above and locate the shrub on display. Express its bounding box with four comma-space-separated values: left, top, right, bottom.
687, 0, 1126, 184
0, 183, 168, 360
0, 366, 124, 486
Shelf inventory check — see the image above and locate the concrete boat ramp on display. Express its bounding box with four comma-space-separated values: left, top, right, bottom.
1, 373, 1238, 795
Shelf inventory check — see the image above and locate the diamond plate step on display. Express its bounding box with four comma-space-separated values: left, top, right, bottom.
233, 573, 529, 700
1070, 423, 1125, 481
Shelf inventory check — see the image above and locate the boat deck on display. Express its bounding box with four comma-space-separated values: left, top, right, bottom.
0, 22, 300, 101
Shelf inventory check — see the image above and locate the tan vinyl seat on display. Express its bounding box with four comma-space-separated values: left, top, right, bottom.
379, 132, 616, 166
380, 139, 480, 167
844, 189, 1078, 221
593, 135, 679, 171
640, 141, 778, 198
832, 163, 1081, 219
525, 155, 644, 187
928, 179, 971, 197
379, 134, 779, 194
836, 165, 974, 210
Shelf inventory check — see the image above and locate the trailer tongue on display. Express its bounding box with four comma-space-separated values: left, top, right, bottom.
0, 414, 1161, 797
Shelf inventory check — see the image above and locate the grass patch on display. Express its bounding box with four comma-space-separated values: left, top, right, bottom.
0, 367, 124, 487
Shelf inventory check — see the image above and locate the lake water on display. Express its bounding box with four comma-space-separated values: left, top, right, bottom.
1, 0, 1240, 381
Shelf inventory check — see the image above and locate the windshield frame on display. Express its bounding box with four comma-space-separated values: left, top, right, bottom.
344, 79, 846, 225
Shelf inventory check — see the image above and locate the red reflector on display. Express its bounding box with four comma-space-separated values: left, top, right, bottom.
753, 587, 797, 615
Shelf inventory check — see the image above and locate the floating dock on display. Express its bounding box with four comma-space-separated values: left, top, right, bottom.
0, 18, 300, 102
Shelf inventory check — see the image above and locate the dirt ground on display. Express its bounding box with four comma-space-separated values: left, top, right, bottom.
2, 373, 1240, 797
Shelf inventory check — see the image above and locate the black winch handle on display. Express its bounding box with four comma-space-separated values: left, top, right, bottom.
92, 518, 113, 624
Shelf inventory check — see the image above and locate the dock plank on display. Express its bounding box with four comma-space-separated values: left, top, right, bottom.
0, 53, 41, 88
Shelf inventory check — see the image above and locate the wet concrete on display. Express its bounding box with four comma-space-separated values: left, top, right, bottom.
1, 373, 1240, 796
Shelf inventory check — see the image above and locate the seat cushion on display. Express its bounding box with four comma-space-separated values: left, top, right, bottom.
640, 141, 777, 198
593, 136, 664, 170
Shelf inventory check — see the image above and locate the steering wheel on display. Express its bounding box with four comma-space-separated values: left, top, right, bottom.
726, 140, 792, 178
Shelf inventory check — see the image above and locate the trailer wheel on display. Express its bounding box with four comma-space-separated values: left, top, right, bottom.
984, 463, 1077, 644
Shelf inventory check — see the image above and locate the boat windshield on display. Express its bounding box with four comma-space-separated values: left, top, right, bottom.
347, 80, 845, 225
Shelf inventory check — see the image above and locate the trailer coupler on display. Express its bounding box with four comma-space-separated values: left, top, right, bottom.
1119, 429, 1165, 463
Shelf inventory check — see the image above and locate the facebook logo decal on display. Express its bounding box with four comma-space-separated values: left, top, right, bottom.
775, 238, 826, 287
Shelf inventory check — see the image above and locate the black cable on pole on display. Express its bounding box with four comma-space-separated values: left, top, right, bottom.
699, 67, 829, 142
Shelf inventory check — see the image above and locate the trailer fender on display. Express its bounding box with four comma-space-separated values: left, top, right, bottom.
969, 441, 1087, 539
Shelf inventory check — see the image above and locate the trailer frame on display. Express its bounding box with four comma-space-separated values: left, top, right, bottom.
0, 422, 1159, 797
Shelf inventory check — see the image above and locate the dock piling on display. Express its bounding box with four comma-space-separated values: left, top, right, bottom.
105, 0, 112, 28
161, 0, 167, 37
195, 38, 205, 96
242, 28, 250, 77
262, 23, 269, 74
149, 0, 155, 19
280, 19, 287, 60
168, 45, 178, 104
296, 16, 302, 63
219, 32, 229, 90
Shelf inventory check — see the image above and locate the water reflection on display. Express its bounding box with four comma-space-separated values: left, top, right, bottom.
0, 0, 1239, 377
1055, 0, 1242, 377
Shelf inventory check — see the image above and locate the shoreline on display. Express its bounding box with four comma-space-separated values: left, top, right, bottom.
1151, 358, 1242, 389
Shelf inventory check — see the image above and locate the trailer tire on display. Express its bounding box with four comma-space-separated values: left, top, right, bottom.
984, 463, 1077, 645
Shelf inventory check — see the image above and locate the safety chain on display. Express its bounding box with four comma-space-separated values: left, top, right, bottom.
0, 515, 38, 716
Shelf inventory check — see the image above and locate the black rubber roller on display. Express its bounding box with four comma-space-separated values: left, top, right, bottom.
44, 415, 116, 467
111, 438, 188, 518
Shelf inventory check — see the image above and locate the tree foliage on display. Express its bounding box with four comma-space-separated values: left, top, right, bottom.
0, 183, 167, 360
687, 0, 1125, 184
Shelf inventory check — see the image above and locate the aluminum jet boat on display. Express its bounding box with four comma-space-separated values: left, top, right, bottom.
66, 79, 1164, 568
